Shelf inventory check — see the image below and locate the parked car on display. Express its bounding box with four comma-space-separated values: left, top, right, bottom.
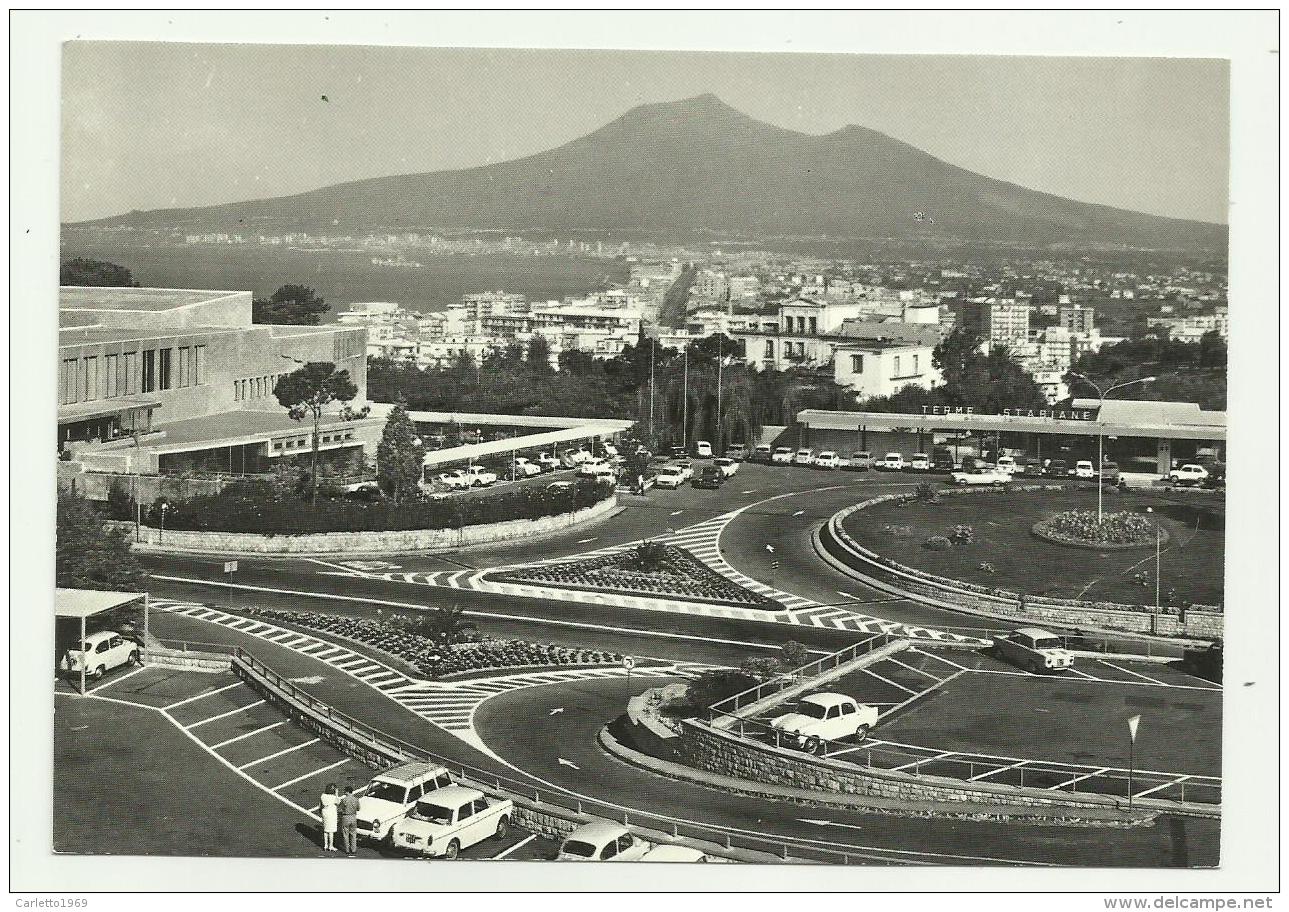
994, 627, 1074, 674
694, 440, 714, 458
1073, 460, 1096, 480
951, 468, 1011, 487
536, 452, 561, 472
792, 448, 815, 467
844, 451, 873, 472
931, 452, 957, 473
769, 693, 879, 754
511, 457, 541, 478
724, 444, 748, 461
1044, 459, 1070, 477
463, 465, 497, 487
751, 444, 774, 463
668, 445, 687, 460
813, 451, 841, 470
340, 480, 384, 501
1099, 461, 1122, 485
437, 470, 473, 491
557, 821, 651, 862
713, 457, 739, 478
771, 446, 795, 465
692, 466, 726, 489
653, 465, 687, 489
909, 453, 931, 472
563, 448, 594, 467
546, 481, 575, 493
388, 785, 512, 859
59, 630, 140, 681
673, 460, 694, 482
1168, 464, 1209, 486
357, 762, 455, 844
881, 453, 905, 472
996, 455, 1018, 475
640, 845, 730, 863
579, 459, 618, 481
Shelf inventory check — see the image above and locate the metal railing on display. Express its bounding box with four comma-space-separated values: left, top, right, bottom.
229, 647, 875, 865
709, 633, 895, 717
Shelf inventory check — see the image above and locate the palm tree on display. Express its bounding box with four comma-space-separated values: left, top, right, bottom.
394, 604, 477, 648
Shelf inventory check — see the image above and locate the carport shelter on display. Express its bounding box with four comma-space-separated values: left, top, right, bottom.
55, 588, 150, 693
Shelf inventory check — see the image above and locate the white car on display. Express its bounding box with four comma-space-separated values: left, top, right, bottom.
694, 440, 713, 458
557, 821, 651, 862
563, 448, 594, 467
59, 630, 140, 681
536, 452, 561, 472
713, 457, 739, 478
640, 845, 731, 863
464, 465, 497, 487
996, 455, 1019, 474
673, 460, 694, 482
388, 785, 513, 859
1169, 464, 1209, 486
752, 444, 774, 462
909, 453, 930, 472
994, 627, 1074, 674
654, 465, 687, 489
511, 457, 541, 478
579, 459, 618, 480
769, 693, 879, 753
437, 470, 472, 491
813, 451, 841, 470
1074, 460, 1096, 479
771, 446, 794, 465
793, 449, 815, 467
882, 453, 905, 471
356, 762, 455, 844
951, 468, 1011, 486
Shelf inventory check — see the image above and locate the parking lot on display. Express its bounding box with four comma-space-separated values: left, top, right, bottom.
55, 665, 548, 860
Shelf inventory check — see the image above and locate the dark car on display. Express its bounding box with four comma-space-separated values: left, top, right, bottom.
930, 452, 956, 473
1098, 461, 1121, 485
1044, 459, 1069, 477
692, 466, 726, 489
668, 446, 687, 460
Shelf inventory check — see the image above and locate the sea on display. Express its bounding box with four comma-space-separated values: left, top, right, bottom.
59, 235, 628, 317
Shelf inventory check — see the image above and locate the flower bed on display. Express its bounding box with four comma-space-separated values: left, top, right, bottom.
237, 606, 622, 679
491, 543, 785, 610
1032, 510, 1169, 550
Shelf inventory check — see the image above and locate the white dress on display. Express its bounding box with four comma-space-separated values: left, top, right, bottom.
320, 793, 339, 834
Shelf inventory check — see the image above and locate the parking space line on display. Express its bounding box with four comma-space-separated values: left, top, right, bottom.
209, 720, 288, 749
907, 648, 971, 672
890, 751, 956, 772
1096, 660, 1168, 686
966, 667, 1218, 692
163, 681, 245, 710
238, 737, 321, 770
857, 666, 920, 695
1063, 667, 1098, 680
1134, 775, 1191, 799
885, 656, 950, 681
1046, 767, 1111, 790
186, 700, 266, 729
86, 665, 148, 693
969, 759, 1029, 781
493, 834, 537, 859
272, 758, 351, 792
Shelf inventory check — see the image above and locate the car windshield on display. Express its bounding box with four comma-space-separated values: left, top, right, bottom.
560, 840, 598, 858
410, 802, 454, 824
794, 701, 829, 719
365, 782, 407, 803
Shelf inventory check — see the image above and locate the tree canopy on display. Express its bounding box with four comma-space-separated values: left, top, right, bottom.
57, 488, 146, 592
376, 400, 426, 504
252, 284, 329, 325
60, 258, 139, 287
1066, 331, 1226, 410
273, 362, 358, 503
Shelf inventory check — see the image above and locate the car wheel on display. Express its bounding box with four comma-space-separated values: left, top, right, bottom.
992, 481, 1004, 488
128, 650, 141, 666
91, 665, 105, 681
803, 735, 822, 755
444, 839, 461, 860
494, 816, 510, 840
853, 724, 871, 743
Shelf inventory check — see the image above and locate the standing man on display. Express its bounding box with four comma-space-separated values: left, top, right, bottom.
337, 785, 360, 857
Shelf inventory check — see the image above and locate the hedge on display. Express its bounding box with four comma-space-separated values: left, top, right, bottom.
140, 477, 615, 535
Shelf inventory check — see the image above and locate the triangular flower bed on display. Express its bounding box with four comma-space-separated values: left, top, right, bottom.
487, 543, 786, 611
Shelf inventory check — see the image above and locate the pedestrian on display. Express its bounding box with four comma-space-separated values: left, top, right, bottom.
337, 785, 360, 857
319, 783, 339, 853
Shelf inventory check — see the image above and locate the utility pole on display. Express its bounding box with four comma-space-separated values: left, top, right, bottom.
682, 346, 689, 449
716, 335, 724, 453
1068, 372, 1156, 523
648, 339, 655, 441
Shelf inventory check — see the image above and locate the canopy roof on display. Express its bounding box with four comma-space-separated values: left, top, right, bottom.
55, 588, 144, 620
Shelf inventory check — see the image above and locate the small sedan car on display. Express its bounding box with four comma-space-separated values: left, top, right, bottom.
1169, 464, 1209, 486
813, 451, 841, 470
996, 455, 1018, 474
389, 786, 513, 859
951, 468, 1011, 486
1074, 460, 1096, 479
881, 453, 905, 471
557, 821, 651, 862
536, 452, 561, 472
909, 453, 931, 472
792, 449, 815, 467
653, 465, 687, 489
771, 446, 794, 465
931, 452, 957, 473
713, 457, 739, 477
692, 466, 726, 489
694, 440, 714, 458
844, 451, 873, 472
994, 627, 1074, 674
437, 470, 472, 490
673, 460, 694, 482
511, 457, 542, 478
357, 762, 455, 844
59, 631, 140, 681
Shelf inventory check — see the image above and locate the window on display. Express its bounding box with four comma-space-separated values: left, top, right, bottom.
826, 705, 841, 720
457, 803, 474, 821
841, 703, 855, 716
109, 635, 122, 648
176, 348, 188, 387
808, 316, 818, 334
618, 834, 634, 851
765, 340, 774, 358
851, 354, 864, 373
95, 640, 110, 654
913, 354, 920, 374
105, 354, 119, 398
893, 355, 902, 376
189, 346, 199, 386
600, 842, 618, 860
141, 350, 156, 393
120, 353, 134, 396
160, 348, 174, 390
60, 359, 77, 404
408, 783, 424, 802
83, 357, 99, 401
194, 345, 206, 384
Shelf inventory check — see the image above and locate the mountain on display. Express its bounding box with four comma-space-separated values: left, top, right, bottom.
75, 94, 1226, 250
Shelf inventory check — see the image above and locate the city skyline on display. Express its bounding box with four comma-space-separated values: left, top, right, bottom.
61, 44, 1229, 225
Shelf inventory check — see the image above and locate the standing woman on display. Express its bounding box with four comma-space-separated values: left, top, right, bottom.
320, 783, 339, 852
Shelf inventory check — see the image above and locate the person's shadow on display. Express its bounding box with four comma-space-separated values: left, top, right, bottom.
295, 822, 327, 852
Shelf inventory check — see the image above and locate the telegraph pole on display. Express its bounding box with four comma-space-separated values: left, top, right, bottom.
648, 339, 656, 440
715, 335, 724, 453
682, 346, 689, 449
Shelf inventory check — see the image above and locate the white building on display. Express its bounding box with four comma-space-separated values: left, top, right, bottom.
833, 340, 942, 400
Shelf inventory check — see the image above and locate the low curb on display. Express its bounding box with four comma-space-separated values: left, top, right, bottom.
597, 726, 1158, 828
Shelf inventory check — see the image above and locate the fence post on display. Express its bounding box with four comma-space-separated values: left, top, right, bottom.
1180, 781, 1185, 803
622, 812, 629, 826
533, 790, 540, 804
1019, 767, 1024, 788
725, 835, 732, 849
672, 822, 679, 838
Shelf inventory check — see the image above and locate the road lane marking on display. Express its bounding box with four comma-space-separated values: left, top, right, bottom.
1133, 775, 1191, 799
852, 666, 919, 695
670, 510, 684, 516
1096, 660, 1169, 686
493, 834, 537, 859
162, 681, 246, 710
272, 758, 351, 792
890, 751, 956, 772
793, 510, 805, 517
239, 737, 321, 770
576, 538, 597, 544
185, 699, 266, 729
85, 665, 149, 693
209, 720, 288, 749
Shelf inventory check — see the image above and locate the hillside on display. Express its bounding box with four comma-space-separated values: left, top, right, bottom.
76, 94, 1226, 251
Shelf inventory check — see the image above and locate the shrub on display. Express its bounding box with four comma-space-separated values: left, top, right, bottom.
924, 535, 952, 551
739, 656, 784, 680
1034, 510, 1155, 546
978, 561, 996, 573
779, 641, 810, 669
686, 669, 760, 711
949, 524, 975, 544
915, 482, 941, 504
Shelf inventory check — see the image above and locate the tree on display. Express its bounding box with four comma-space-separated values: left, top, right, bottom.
779, 641, 810, 669
525, 335, 553, 373
60, 257, 138, 287
1198, 330, 1227, 369
684, 669, 758, 712
252, 285, 329, 325
57, 488, 146, 591
376, 400, 426, 505
394, 605, 477, 649
273, 362, 358, 504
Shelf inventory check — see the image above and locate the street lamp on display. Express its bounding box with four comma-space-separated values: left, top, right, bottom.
1067, 373, 1156, 523
1145, 507, 1161, 610
1127, 714, 1142, 811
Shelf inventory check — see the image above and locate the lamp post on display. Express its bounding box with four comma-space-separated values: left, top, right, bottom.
1067, 373, 1156, 523
1127, 714, 1142, 810
1145, 507, 1161, 610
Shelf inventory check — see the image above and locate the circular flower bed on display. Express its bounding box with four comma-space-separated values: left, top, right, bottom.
1032, 510, 1170, 550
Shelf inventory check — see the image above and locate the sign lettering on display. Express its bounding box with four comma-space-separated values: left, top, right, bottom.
920, 405, 1095, 421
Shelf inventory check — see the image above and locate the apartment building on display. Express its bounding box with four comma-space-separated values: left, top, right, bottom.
833, 340, 942, 400
961, 297, 1032, 347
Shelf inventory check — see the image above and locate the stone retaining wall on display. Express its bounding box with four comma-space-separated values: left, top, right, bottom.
820, 490, 1222, 640
141, 647, 231, 673
114, 494, 618, 555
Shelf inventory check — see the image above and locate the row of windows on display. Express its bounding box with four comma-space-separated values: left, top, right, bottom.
60, 345, 206, 406
847, 353, 921, 376
271, 429, 356, 451
782, 315, 818, 335
332, 331, 365, 362
234, 373, 285, 402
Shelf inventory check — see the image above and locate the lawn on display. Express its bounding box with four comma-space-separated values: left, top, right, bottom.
843, 489, 1224, 607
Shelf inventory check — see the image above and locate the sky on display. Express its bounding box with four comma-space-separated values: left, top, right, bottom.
61, 43, 1229, 225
